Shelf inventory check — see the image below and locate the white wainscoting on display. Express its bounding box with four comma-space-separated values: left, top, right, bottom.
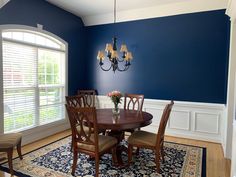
96, 95, 226, 154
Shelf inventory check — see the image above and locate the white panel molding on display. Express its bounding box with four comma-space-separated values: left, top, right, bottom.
194, 112, 220, 134
83, 0, 227, 26
96, 95, 226, 155
169, 110, 191, 131
144, 107, 164, 128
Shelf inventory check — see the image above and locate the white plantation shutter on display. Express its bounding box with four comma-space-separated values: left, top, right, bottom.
2, 30, 66, 133
3, 41, 37, 132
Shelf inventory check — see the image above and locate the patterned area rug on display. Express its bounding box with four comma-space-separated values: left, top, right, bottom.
0, 136, 206, 177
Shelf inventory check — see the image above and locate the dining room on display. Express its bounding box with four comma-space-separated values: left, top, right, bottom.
0, 0, 235, 177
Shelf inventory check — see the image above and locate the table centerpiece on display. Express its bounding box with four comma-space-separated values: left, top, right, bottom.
107, 90, 122, 115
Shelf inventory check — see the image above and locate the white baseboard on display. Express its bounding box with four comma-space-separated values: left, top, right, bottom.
96, 95, 226, 155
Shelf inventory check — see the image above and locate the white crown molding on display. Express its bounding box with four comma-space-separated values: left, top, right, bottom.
83, 0, 228, 26
0, 0, 10, 9
226, 0, 236, 22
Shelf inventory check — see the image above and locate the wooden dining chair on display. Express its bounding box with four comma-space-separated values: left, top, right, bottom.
127, 100, 174, 173
77, 90, 96, 107
0, 133, 23, 175
66, 94, 106, 151
65, 105, 117, 177
66, 95, 92, 151
124, 93, 144, 133
124, 93, 144, 112
66, 95, 84, 108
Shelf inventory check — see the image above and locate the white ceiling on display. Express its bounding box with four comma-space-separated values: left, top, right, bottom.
46, 0, 229, 26
46, 0, 185, 17
0, 0, 229, 26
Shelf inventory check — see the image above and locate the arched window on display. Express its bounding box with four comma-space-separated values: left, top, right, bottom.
1, 28, 67, 133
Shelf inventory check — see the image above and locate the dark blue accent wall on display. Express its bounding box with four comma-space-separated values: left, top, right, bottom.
0, 0, 86, 95
0, 1, 230, 104
85, 10, 230, 104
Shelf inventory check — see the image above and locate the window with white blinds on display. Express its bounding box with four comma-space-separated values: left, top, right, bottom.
2, 30, 66, 133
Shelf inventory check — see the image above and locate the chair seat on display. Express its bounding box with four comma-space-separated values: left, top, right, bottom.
0, 133, 22, 149
77, 135, 117, 152
127, 130, 156, 147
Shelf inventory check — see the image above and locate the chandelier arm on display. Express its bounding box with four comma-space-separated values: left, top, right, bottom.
117, 57, 124, 62
100, 64, 112, 71
117, 64, 129, 72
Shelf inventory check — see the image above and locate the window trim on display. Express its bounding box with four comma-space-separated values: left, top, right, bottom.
3, 38, 65, 53
2, 29, 65, 50
0, 25, 68, 134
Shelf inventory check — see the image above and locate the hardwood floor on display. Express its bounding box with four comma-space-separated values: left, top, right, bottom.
0, 130, 231, 177
165, 136, 231, 177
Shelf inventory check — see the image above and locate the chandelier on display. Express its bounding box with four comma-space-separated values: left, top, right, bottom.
97, 0, 133, 72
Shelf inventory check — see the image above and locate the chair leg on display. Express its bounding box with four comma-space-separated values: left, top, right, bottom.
17, 139, 23, 160
128, 145, 133, 166
7, 148, 14, 175
71, 148, 78, 176
70, 141, 73, 152
155, 151, 161, 173
161, 147, 165, 163
111, 147, 118, 165
136, 147, 140, 155
95, 155, 100, 177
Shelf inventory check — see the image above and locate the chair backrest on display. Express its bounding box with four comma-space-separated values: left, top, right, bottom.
66, 95, 84, 108
65, 95, 85, 139
78, 90, 96, 107
124, 93, 144, 112
65, 105, 98, 148
156, 100, 174, 148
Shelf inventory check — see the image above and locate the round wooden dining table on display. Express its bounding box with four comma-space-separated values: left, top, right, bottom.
95, 108, 153, 166
96, 108, 153, 130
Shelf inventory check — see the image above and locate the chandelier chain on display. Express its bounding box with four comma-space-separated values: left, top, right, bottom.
114, 0, 116, 24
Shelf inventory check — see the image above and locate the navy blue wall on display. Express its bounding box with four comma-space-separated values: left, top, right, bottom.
85, 10, 230, 104
0, 2, 230, 104
0, 0, 86, 95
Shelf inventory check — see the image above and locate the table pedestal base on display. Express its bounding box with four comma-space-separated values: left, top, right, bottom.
107, 130, 129, 167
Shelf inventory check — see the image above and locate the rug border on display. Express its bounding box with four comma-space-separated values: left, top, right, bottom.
0, 135, 207, 177
166, 141, 207, 177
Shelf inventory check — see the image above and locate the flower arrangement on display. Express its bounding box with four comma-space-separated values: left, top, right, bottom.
107, 90, 122, 114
